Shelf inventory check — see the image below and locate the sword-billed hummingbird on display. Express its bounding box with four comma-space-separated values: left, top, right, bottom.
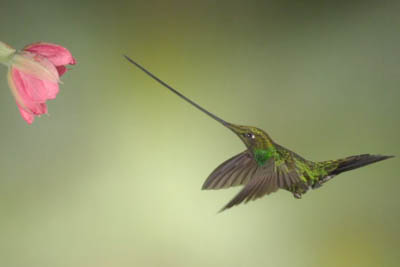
124, 55, 393, 212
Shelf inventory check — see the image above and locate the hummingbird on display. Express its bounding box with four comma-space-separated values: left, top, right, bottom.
124, 55, 394, 212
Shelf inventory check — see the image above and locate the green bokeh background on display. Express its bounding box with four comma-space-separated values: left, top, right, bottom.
0, 1, 399, 267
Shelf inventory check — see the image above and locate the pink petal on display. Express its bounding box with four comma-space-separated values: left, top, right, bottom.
18, 104, 35, 124
12, 66, 60, 100
24, 42, 76, 67
17, 103, 47, 124
12, 52, 60, 84
19, 67, 59, 100
56, 65, 67, 76
10, 68, 55, 114
12, 68, 46, 102
42, 79, 59, 99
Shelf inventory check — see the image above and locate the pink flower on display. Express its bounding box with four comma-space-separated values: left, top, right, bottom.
0, 41, 75, 124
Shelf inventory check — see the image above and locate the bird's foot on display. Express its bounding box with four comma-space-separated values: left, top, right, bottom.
293, 192, 302, 199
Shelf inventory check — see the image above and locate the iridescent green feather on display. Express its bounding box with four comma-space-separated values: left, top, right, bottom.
254, 148, 276, 166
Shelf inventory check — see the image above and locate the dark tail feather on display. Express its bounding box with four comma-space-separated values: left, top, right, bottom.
330, 154, 394, 176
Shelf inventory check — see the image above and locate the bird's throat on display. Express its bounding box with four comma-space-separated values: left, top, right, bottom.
253, 148, 276, 166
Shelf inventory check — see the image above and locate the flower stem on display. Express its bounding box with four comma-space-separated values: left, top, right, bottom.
0, 41, 16, 65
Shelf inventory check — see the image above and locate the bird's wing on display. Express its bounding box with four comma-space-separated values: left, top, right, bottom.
220, 158, 303, 211
202, 150, 258, 190
273, 143, 307, 190
275, 159, 304, 190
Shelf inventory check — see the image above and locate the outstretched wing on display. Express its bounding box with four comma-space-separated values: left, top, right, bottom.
202, 150, 258, 190
219, 159, 277, 211
220, 157, 303, 212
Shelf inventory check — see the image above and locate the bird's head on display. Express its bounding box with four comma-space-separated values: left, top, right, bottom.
226, 124, 273, 150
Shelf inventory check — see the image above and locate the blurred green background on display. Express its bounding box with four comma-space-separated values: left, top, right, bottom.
0, 1, 399, 266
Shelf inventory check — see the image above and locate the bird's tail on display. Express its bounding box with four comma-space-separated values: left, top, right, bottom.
326, 154, 394, 176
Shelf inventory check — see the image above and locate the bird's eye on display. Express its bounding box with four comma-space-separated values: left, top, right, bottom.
243, 133, 255, 139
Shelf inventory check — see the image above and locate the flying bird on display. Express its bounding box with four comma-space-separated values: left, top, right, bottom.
124, 55, 393, 212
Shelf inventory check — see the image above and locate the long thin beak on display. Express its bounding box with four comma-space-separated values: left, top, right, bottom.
124, 55, 231, 128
